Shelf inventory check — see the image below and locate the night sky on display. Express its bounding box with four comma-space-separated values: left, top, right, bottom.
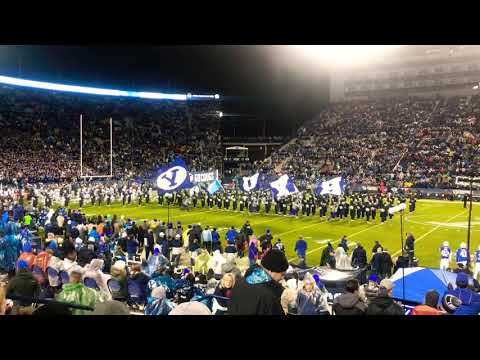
0, 45, 329, 137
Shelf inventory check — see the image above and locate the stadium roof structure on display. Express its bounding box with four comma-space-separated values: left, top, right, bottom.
0, 74, 220, 101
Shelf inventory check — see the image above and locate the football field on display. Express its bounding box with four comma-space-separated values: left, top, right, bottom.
76, 199, 480, 269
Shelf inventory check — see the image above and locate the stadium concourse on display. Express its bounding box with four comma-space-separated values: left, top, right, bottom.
1, 84, 480, 315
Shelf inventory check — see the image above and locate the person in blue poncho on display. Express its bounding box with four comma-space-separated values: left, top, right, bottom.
88, 226, 100, 242
0, 222, 21, 276
145, 286, 174, 315
1, 210, 9, 230
146, 248, 169, 276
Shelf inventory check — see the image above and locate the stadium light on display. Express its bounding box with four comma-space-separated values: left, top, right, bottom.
290, 45, 403, 67
0, 74, 219, 101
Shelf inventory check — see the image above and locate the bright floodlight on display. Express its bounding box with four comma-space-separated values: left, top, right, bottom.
218, 111, 223, 118
214, 94, 220, 99
291, 45, 402, 67
0, 75, 219, 101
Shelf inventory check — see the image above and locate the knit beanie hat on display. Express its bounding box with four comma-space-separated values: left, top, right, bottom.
261, 249, 289, 273
17, 259, 29, 270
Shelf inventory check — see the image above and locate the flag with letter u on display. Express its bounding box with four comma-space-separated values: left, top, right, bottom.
240, 172, 260, 192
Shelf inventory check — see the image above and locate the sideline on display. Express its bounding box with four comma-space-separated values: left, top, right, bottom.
391, 210, 469, 257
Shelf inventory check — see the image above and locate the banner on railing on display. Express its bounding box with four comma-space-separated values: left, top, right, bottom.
189, 170, 219, 184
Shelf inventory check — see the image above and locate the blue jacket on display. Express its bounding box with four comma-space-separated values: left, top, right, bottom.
226, 229, 238, 244
212, 231, 220, 243
295, 239, 307, 257
446, 288, 480, 315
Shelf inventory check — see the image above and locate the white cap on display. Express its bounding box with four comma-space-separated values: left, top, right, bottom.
175, 234, 181, 239
159, 232, 165, 237
443, 241, 449, 247
461, 242, 467, 249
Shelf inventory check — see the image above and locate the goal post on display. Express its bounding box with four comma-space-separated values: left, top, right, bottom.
80, 114, 113, 179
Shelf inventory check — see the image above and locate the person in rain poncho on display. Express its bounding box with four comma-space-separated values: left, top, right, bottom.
83, 258, 112, 302
0, 222, 21, 275
145, 286, 174, 315
208, 250, 227, 280
56, 265, 100, 315
195, 249, 211, 274
334, 245, 351, 270
109, 260, 128, 299
145, 247, 169, 276
296, 272, 330, 315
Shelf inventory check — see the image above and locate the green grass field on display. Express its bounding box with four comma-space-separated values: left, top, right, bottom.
76, 199, 480, 269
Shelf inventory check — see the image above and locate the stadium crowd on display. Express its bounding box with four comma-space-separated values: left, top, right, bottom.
261, 96, 480, 190
1, 199, 479, 316
0, 85, 222, 184
1, 85, 480, 315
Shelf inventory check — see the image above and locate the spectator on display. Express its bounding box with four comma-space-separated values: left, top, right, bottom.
56, 265, 99, 315
411, 290, 444, 315
213, 273, 235, 314
296, 272, 330, 315
229, 249, 289, 315
444, 272, 480, 315
332, 279, 367, 315
6, 260, 40, 314
351, 243, 367, 269
366, 279, 404, 315
294, 236, 308, 267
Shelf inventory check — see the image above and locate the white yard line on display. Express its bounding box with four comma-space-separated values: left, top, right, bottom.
288, 222, 385, 262
391, 210, 469, 257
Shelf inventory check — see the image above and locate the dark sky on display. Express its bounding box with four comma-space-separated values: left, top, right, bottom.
0, 45, 329, 136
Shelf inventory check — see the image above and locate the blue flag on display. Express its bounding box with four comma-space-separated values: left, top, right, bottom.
270, 174, 298, 200
240, 172, 261, 192
156, 157, 193, 193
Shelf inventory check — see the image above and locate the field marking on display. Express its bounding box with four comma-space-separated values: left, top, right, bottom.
391, 209, 469, 258
288, 222, 384, 262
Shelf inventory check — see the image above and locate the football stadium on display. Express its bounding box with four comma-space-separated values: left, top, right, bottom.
1, 45, 480, 316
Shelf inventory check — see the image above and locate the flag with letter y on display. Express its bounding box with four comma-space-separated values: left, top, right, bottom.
156, 157, 192, 193
270, 174, 298, 200
315, 176, 345, 196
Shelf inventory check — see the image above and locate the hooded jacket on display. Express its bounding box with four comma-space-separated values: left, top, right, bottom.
366, 292, 404, 315
6, 270, 41, 306
228, 265, 285, 315
333, 292, 367, 315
